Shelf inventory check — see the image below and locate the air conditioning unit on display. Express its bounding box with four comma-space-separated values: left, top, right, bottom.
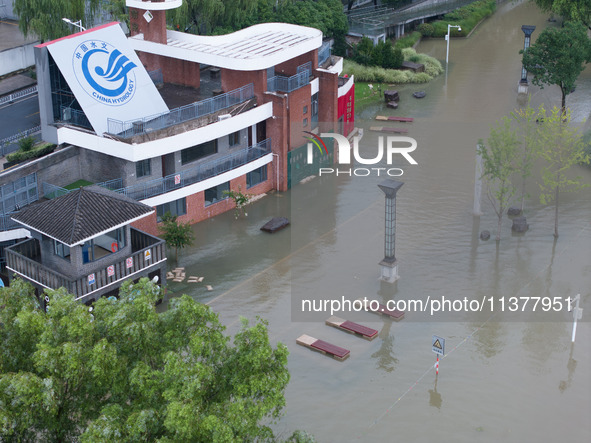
62, 107, 71, 121
217, 114, 232, 121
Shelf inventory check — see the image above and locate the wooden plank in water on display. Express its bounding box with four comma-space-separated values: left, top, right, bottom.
375, 116, 414, 122
325, 316, 378, 340
296, 334, 350, 361
340, 320, 378, 339
369, 126, 408, 134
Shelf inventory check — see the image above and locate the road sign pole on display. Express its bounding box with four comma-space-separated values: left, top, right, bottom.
436, 355, 439, 375
572, 294, 581, 343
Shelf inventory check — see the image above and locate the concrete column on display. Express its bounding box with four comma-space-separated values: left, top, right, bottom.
378, 179, 404, 283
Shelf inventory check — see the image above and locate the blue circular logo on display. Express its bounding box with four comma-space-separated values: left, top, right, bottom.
73, 40, 137, 106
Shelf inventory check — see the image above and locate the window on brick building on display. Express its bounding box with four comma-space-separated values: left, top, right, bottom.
303, 118, 308, 127
229, 130, 241, 147
181, 140, 217, 165
204, 182, 230, 206
303, 105, 308, 114
247, 166, 267, 189
156, 197, 187, 222
136, 159, 151, 178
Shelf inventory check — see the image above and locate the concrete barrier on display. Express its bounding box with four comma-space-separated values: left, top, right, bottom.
0, 43, 36, 77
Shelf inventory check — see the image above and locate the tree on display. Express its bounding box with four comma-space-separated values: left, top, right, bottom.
13, 0, 101, 41
158, 212, 195, 260
223, 187, 252, 219
521, 21, 591, 114
478, 117, 520, 241
536, 106, 590, 238
532, 0, 591, 27
0, 279, 290, 442
511, 103, 542, 212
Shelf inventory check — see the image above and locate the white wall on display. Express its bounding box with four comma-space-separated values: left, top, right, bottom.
0, 44, 36, 76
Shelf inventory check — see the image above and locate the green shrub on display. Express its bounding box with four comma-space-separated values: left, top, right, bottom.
6, 142, 56, 164
17, 136, 35, 152
417, 23, 434, 37
394, 31, 421, 49
430, 0, 496, 38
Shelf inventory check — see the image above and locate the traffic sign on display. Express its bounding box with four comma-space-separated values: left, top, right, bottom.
88, 273, 96, 286
432, 335, 445, 356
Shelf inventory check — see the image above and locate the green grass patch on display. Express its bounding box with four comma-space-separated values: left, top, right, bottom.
394, 31, 421, 49
430, 0, 496, 38
64, 180, 94, 190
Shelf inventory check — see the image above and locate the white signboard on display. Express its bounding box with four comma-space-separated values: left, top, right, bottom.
45, 23, 168, 135
432, 335, 445, 356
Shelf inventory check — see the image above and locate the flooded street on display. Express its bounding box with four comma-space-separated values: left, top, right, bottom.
166, 1, 591, 441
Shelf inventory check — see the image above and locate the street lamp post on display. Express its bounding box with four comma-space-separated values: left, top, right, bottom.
518, 25, 536, 94
62, 18, 86, 32
378, 179, 404, 283
446, 24, 462, 65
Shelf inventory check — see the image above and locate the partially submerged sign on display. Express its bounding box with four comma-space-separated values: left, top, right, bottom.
432, 335, 445, 356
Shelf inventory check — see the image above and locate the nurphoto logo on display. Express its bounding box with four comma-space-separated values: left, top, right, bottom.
305, 132, 418, 177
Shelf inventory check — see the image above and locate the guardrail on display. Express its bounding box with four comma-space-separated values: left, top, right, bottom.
114, 138, 272, 201
0, 86, 38, 106
268, 70, 310, 93
0, 126, 42, 157
318, 42, 331, 66
59, 107, 92, 130
106, 83, 255, 137
43, 182, 69, 200
347, 0, 478, 35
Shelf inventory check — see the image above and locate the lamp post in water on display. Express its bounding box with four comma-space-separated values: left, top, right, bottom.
518, 25, 536, 94
378, 179, 404, 283
445, 24, 462, 65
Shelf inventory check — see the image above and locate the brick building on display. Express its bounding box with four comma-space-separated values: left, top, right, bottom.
1, 0, 354, 251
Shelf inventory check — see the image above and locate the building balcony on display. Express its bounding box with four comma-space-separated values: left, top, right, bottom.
267, 62, 312, 93
6, 228, 166, 303
114, 138, 272, 201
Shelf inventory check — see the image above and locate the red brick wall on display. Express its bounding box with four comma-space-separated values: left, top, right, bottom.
286, 84, 312, 149
264, 93, 289, 191
275, 50, 318, 76
315, 69, 338, 133
129, 8, 166, 44
221, 69, 266, 104
135, 53, 201, 89
131, 168, 274, 234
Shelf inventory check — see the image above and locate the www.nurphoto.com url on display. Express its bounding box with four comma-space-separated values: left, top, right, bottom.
301, 296, 577, 317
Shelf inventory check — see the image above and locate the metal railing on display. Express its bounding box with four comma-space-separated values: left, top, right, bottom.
106, 83, 255, 137
97, 178, 124, 191
0, 86, 38, 106
0, 212, 21, 232
114, 138, 272, 201
148, 68, 163, 86
42, 183, 69, 200
0, 173, 38, 215
318, 42, 331, 66
268, 70, 310, 93
0, 126, 42, 157
59, 107, 93, 130
347, 0, 478, 36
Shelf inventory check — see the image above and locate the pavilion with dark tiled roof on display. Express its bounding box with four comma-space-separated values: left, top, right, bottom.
12, 186, 154, 246
6, 186, 167, 304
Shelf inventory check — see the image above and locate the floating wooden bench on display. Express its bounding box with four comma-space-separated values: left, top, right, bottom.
325, 316, 378, 340
356, 299, 405, 321
296, 334, 350, 361
261, 217, 290, 233
369, 126, 408, 134
376, 116, 414, 122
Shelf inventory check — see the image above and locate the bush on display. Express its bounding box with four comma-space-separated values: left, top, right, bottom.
394, 31, 421, 49
6, 142, 55, 164
417, 23, 434, 37
17, 136, 35, 152
430, 0, 496, 38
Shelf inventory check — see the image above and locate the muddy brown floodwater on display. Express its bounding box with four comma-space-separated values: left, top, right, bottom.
164, 1, 591, 441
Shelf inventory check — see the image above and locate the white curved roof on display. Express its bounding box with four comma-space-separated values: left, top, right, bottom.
129, 23, 323, 71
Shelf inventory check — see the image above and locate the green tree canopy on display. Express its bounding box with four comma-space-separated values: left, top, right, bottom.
536, 106, 590, 237
478, 117, 520, 241
158, 212, 195, 260
521, 21, 591, 112
0, 279, 290, 442
13, 0, 101, 41
533, 0, 591, 27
